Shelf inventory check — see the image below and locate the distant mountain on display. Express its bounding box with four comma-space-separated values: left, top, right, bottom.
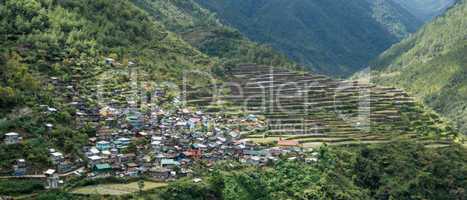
364, 0, 467, 134
195, 0, 422, 77
392, 0, 456, 21
132, 0, 297, 69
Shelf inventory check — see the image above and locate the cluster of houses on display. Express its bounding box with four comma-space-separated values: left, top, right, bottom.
2, 92, 316, 186
72, 83, 317, 181
1, 60, 320, 189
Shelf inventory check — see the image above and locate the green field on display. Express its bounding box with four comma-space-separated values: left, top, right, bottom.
70, 181, 168, 195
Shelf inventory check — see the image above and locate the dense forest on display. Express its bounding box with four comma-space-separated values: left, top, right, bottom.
392, 0, 456, 21
365, 0, 467, 134
194, 0, 422, 77
132, 0, 297, 69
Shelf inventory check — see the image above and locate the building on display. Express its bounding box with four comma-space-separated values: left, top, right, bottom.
148, 167, 171, 180
93, 163, 112, 174
57, 161, 73, 173
13, 159, 26, 176
127, 112, 143, 129
50, 152, 64, 165
115, 137, 131, 148
160, 159, 180, 168
96, 141, 111, 151
88, 155, 102, 168
45, 169, 59, 189
183, 149, 202, 159
4, 132, 21, 144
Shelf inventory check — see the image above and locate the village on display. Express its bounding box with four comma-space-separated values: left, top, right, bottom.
1, 60, 319, 190
1, 61, 439, 191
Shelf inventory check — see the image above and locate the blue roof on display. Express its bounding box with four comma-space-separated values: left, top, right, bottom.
161, 159, 180, 165
94, 163, 112, 170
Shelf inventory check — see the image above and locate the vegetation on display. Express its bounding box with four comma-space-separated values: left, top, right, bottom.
194, 0, 422, 77
25, 142, 467, 199
132, 0, 297, 70
0, 1, 464, 199
0, 0, 214, 172
70, 181, 166, 195
391, 0, 456, 21
0, 179, 45, 195
366, 0, 467, 134
134, 142, 466, 200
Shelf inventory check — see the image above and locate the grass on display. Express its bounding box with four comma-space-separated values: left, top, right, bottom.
247, 137, 282, 144
70, 181, 168, 196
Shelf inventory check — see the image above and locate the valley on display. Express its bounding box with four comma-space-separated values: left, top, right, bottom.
195, 0, 422, 76
0, 0, 465, 199
366, 0, 467, 135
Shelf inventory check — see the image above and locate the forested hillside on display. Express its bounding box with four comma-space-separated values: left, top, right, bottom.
392, 0, 456, 21
132, 0, 297, 69
0, 0, 214, 171
365, 0, 467, 134
0, 0, 465, 199
195, 0, 422, 77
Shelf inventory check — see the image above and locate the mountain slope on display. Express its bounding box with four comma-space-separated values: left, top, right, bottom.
0, 0, 214, 170
366, 0, 467, 134
195, 0, 422, 77
392, 0, 456, 21
132, 0, 297, 69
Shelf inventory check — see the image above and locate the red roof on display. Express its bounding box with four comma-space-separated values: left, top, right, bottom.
184, 149, 202, 158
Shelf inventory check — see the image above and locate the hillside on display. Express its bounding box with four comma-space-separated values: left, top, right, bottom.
0, 0, 465, 199
195, 0, 422, 77
365, 0, 467, 134
0, 0, 214, 171
187, 65, 460, 147
132, 0, 297, 69
392, 0, 456, 21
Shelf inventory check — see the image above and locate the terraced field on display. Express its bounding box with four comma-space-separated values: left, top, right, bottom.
187, 65, 456, 146
71, 181, 167, 196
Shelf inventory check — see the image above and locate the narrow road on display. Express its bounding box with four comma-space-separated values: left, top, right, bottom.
0, 167, 85, 179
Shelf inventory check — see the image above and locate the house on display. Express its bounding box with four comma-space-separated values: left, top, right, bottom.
93, 163, 112, 174
13, 159, 26, 176
96, 141, 111, 151
243, 150, 268, 157
45, 169, 59, 189
50, 152, 64, 165
126, 163, 139, 177
127, 113, 143, 129
87, 147, 100, 156
151, 140, 162, 152
160, 159, 180, 168
88, 155, 102, 168
115, 137, 131, 148
57, 161, 73, 173
148, 167, 171, 180
183, 149, 202, 159
247, 156, 262, 165
4, 132, 21, 144
118, 153, 136, 164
